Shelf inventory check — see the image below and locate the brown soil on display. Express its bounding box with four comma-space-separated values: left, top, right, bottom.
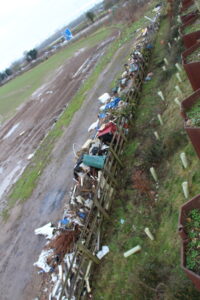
0, 30, 135, 300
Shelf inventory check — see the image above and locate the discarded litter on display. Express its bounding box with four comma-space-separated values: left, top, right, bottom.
33, 249, 54, 272
144, 227, 154, 240
96, 246, 110, 259
124, 245, 141, 257
98, 93, 110, 103
34, 222, 55, 240
83, 154, 106, 169
88, 120, 99, 132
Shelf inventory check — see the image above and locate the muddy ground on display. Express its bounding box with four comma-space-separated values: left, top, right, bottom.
0, 31, 135, 300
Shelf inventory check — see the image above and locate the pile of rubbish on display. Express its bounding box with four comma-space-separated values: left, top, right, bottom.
34, 6, 162, 300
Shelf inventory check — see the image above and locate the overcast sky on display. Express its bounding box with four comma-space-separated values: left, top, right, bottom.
0, 0, 102, 72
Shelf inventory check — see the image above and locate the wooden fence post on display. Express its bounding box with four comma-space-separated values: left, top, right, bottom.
109, 146, 123, 168
78, 243, 100, 264
94, 197, 110, 220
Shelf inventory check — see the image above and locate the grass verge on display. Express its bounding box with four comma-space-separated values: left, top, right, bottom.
93, 13, 200, 300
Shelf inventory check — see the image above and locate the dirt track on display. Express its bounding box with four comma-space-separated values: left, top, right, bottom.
0, 34, 117, 212
0, 31, 135, 299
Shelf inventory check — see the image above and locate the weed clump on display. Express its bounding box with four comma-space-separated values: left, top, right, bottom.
142, 140, 165, 168
163, 130, 188, 156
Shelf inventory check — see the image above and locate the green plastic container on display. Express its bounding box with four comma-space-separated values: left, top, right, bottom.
83, 155, 106, 169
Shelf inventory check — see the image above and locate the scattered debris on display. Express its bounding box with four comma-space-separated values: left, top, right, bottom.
124, 245, 141, 257
96, 246, 110, 259
144, 227, 154, 241
35, 222, 55, 240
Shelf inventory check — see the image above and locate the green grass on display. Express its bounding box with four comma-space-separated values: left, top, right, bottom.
0, 26, 113, 121
187, 47, 200, 63
184, 18, 200, 35
187, 98, 200, 126
185, 209, 200, 272
93, 13, 200, 300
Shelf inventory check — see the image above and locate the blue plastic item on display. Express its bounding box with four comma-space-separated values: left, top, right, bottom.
60, 218, 70, 225
146, 43, 153, 49
98, 113, 106, 119
77, 212, 87, 219
104, 97, 121, 110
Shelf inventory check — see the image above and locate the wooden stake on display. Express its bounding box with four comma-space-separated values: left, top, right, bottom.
109, 146, 123, 168
117, 125, 128, 143
94, 198, 110, 220
104, 167, 117, 186
78, 243, 100, 264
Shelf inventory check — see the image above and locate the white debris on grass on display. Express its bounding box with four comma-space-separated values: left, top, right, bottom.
96, 246, 109, 259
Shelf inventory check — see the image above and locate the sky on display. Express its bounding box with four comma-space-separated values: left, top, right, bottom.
0, 0, 102, 72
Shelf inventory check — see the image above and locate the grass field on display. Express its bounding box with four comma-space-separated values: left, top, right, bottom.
0, 26, 113, 121
93, 8, 200, 300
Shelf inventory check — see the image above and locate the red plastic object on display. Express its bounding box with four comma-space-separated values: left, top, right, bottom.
178, 194, 200, 291
97, 122, 117, 137
182, 41, 200, 91
181, 88, 200, 159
